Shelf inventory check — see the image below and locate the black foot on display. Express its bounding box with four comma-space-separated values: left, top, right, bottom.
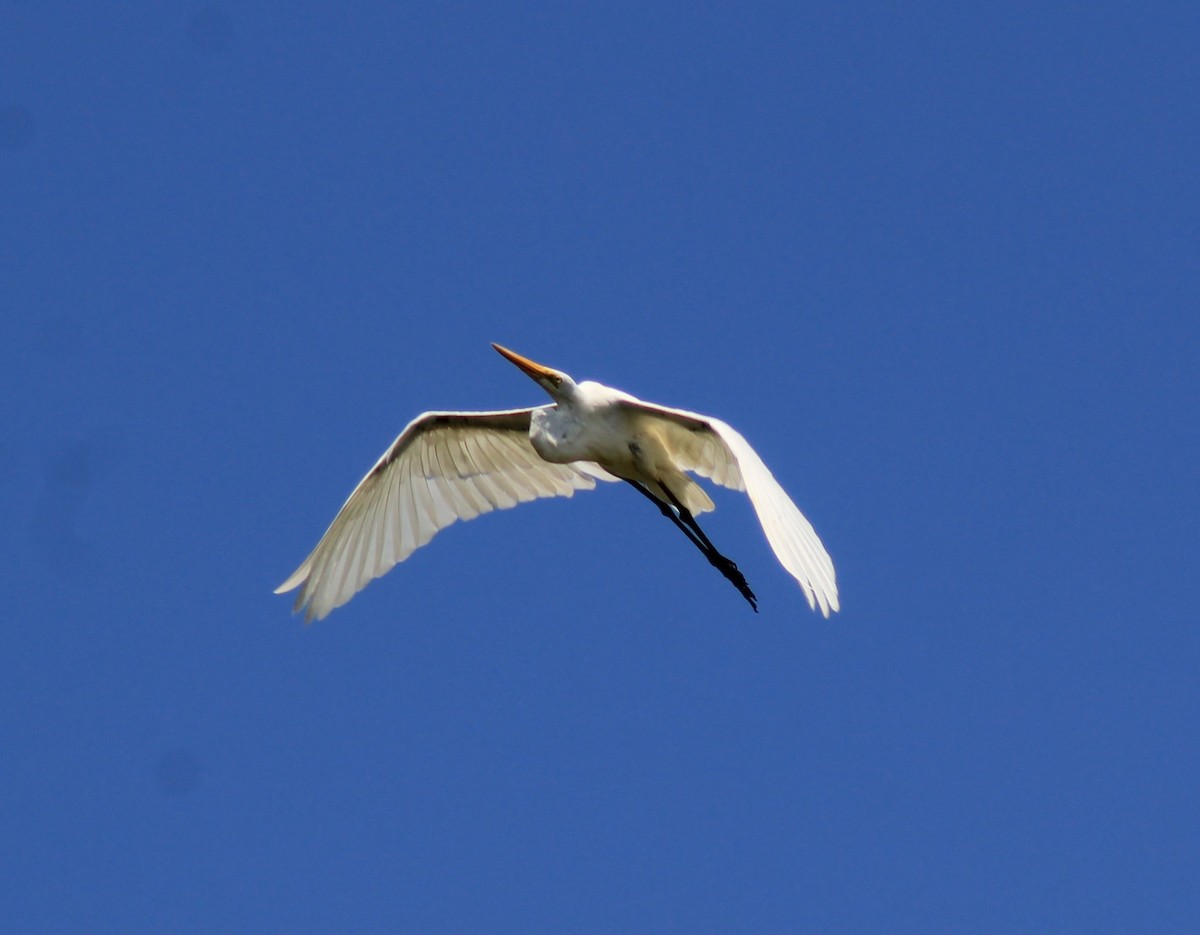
708, 551, 758, 612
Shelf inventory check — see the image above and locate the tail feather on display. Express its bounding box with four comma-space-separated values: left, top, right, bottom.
658, 475, 714, 515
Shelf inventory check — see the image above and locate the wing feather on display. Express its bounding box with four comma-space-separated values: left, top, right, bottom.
435, 433, 486, 518
276, 407, 601, 621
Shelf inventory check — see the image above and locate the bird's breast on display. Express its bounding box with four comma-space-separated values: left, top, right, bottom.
530, 403, 633, 465
529, 407, 583, 464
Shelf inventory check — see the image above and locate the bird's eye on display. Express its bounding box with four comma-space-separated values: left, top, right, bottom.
549, 375, 562, 387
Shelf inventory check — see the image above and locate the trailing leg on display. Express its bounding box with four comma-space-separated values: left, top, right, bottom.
624, 480, 758, 612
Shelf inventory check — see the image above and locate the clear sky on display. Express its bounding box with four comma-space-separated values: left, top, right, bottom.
3, 2, 1197, 932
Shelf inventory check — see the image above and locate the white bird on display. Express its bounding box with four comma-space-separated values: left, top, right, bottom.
276, 344, 839, 621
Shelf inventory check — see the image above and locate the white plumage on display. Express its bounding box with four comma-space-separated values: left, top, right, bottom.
276, 344, 838, 620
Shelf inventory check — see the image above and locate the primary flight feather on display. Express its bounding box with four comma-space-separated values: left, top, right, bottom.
276, 344, 838, 620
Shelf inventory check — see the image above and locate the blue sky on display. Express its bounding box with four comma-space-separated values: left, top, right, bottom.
3, 2, 1197, 932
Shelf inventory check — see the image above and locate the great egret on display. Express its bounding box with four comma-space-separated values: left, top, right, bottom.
276, 344, 839, 620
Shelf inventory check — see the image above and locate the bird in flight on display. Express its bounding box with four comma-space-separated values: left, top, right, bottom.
276, 344, 838, 621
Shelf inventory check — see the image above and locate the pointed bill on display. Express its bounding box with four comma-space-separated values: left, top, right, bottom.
491, 343, 559, 382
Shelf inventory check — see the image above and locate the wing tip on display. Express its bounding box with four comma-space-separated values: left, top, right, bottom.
275, 562, 329, 624
824, 590, 840, 617
274, 558, 312, 596
803, 582, 840, 618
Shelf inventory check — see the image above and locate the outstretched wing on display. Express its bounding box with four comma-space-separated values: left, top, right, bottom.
276, 407, 611, 621
620, 400, 839, 617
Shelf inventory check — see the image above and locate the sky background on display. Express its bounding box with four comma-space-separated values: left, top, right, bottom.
3, 2, 1198, 932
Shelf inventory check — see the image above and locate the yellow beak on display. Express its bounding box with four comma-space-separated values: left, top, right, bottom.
491, 343, 559, 382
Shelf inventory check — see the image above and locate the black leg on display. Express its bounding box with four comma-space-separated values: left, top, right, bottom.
624, 480, 758, 612
624, 479, 707, 548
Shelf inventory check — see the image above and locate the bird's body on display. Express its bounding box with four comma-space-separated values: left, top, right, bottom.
527, 382, 711, 515
276, 344, 838, 621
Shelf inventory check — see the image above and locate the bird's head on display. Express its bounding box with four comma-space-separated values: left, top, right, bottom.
492, 343, 577, 401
